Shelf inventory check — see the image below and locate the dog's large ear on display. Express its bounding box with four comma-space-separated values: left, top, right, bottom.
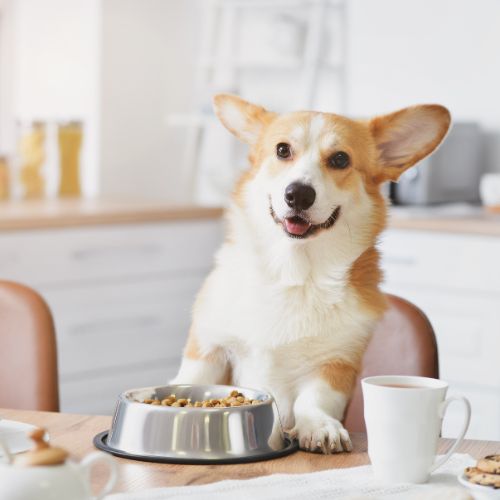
213, 94, 275, 145
370, 105, 451, 182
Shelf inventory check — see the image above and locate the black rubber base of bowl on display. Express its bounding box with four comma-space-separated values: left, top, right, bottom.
93, 431, 298, 465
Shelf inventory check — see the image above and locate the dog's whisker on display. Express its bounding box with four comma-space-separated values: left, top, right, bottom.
342, 212, 353, 248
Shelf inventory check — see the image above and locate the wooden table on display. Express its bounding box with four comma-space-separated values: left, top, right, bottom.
2, 409, 499, 494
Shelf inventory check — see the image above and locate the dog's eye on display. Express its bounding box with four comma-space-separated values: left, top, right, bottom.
328, 151, 350, 169
276, 143, 292, 159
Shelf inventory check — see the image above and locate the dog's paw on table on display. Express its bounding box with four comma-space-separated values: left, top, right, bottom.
288, 416, 352, 454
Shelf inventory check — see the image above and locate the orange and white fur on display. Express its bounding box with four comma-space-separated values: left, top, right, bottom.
172, 95, 451, 453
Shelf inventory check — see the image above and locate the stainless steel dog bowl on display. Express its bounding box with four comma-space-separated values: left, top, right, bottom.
94, 384, 298, 464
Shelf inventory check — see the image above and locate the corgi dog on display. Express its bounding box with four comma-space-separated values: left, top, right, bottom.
172, 95, 451, 453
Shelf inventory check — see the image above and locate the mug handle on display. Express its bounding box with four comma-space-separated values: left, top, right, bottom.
429, 396, 471, 473
0, 436, 13, 464
80, 451, 118, 500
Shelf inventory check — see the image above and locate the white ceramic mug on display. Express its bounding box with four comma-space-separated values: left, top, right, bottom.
362, 375, 471, 484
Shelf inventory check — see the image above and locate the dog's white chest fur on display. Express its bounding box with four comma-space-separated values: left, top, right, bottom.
190, 237, 376, 423
199, 240, 350, 345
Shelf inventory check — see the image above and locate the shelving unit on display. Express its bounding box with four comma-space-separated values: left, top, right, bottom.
165, 0, 348, 205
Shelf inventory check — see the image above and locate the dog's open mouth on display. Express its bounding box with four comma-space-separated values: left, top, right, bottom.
270, 205, 341, 239
284, 215, 311, 236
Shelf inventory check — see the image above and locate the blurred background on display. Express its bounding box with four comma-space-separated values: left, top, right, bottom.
1, 0, 499, 203
0, 0, 499, 439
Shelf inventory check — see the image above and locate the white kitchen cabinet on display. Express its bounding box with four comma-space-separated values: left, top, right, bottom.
0, 218, 224, 415
379, 229, 500, 440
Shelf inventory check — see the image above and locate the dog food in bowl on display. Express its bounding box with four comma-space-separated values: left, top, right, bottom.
93, 384, 298, 464
141, 389, 262, 407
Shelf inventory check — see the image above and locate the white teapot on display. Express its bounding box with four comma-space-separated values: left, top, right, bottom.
0, 427, 117, 500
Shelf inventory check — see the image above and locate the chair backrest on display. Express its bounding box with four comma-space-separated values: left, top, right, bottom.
343, 294, 438, 432
0, 281, 59, 411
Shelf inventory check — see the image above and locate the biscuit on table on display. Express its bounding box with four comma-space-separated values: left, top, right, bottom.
477, 455, 500, 474
464, 466, 500, 488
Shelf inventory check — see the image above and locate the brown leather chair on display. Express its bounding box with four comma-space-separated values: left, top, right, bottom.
0, 281, 59, 411
344, 294, 438, 432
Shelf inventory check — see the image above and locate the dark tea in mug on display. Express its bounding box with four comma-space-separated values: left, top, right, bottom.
381, 384, 426, 389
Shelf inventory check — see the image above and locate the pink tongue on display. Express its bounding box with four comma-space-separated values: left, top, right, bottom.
284, 218, 311, 236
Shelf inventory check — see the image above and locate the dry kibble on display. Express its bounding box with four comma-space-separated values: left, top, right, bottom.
141, 390, 262, 408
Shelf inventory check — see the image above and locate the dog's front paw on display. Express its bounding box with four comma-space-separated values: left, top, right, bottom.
289, 415, 352, 454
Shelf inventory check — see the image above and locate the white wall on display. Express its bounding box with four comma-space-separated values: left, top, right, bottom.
1, 0, 100, 196
346, 0, 500, 172
0, 0, 15, 155
13, 0, 99, 122
99, 0, 202, 201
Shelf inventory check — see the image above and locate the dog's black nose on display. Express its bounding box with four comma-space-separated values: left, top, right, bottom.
284, 182, 316, 210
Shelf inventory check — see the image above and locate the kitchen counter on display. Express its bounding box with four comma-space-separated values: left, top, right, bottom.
0, 199, 499, 236
388, 204, 500, 237
0, 198, 223, 231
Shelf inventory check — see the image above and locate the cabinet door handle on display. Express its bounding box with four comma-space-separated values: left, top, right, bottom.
0, 252, 18, 268
67, 315, 163, 336
71, 244, 164, 261
383, 255, 418, 267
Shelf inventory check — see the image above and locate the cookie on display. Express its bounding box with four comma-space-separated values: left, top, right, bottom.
477, 455, 500, 474
464, 466, 500, 488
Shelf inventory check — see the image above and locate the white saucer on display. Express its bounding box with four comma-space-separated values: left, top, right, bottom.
0, 419, 38, 458
458, 473, 500, 499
